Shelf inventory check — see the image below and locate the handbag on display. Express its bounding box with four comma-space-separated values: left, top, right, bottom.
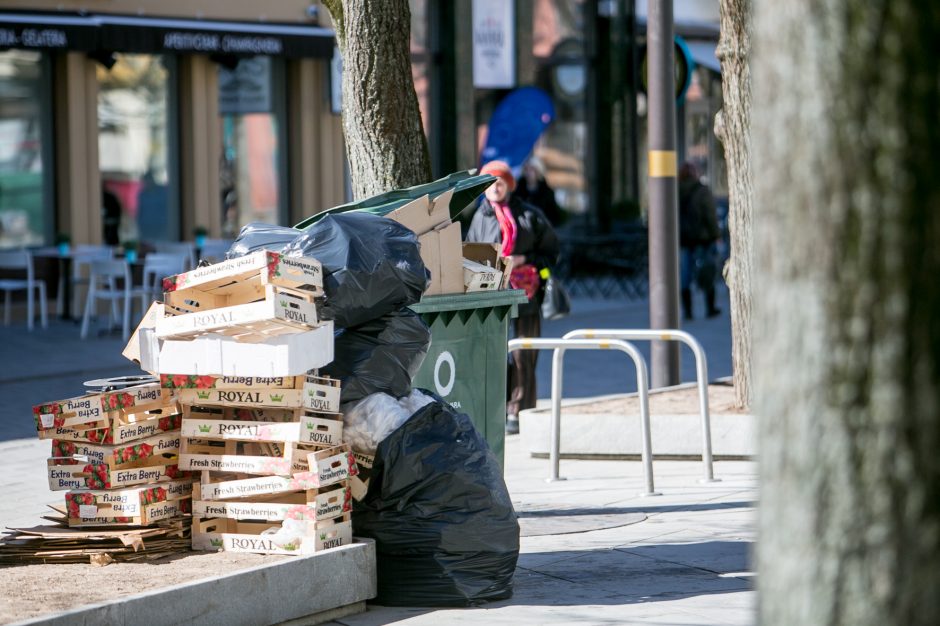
540, 273, 571, 320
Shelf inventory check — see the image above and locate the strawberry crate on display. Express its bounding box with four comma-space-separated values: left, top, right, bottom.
33, 382, 169, 437
67, 497, 192, 528
65, 479, 193, 522
47, 458, 188, 491
191, 514, 352, 555
173, 374, 341, 414
179, 438, 313, 475
192, 480, 351, 523
181, 410, 342, 449
37, 400, 182, 446
157, 285, 321, 342
162, 250, 323, 306
52, 432, 181, 469
350, 452, 374, 502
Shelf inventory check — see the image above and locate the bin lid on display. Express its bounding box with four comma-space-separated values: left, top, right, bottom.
408, 289, 529, 314
294, 170, 496, 230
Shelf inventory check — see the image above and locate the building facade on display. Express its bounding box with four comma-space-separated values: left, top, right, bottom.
0, 1, 345, 249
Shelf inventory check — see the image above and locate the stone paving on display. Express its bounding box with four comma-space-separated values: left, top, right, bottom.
0, 287, 750, 624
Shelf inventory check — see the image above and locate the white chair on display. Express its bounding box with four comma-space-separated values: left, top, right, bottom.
80, 259, 131, 340
151, 242, 196, 271
197, 239, 234, 264
0, 249, 48, 331
69, 245, 114, 316
131, 252, 189, 314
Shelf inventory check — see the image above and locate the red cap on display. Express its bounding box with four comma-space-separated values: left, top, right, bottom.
480, 160, 516, 192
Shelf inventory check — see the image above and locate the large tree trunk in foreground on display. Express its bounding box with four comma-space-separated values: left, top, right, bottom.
754, 1, 940, 624
324, 0, 432, 199
715, 0, 753, 409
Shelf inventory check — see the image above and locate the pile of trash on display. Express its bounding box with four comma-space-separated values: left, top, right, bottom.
229, 202, 520, 605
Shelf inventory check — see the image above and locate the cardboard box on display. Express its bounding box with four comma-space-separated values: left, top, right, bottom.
139, 320, 335, 377
350, 452, 374, 502
192, 515, 352, 555
462, 242, 511, 290
384, 190, 454, 236
462, 258, 503, 291
51, 432, 181, 468
181, 413, 341, 446
123, 300, 162, 367
420, 222, 464, 295
47, 459, 188, 491
157, 285, 320, 341
192, 481, 351, 522
33, 382, 168, 435
163, 250, 323, 296
65, 479, 192, 519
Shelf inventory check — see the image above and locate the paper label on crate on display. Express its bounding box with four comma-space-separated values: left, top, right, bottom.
161, 374, 301, 390
179, 388, 304, 408
182, 419, 300, 441
79, 505, 98, 518
98, 384, 164, 413
39, 413, 55, 428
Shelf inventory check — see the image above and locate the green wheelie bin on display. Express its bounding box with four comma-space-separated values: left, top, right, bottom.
409, 289, 528, 467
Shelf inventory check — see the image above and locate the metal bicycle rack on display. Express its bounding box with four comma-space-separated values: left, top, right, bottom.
563, 329, 718, 483
507, 337, 661, 497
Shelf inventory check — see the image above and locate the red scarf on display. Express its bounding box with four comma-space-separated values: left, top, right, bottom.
494, 202, 540, 299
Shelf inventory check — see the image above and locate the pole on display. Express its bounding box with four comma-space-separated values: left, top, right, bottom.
646, 0, 681, 387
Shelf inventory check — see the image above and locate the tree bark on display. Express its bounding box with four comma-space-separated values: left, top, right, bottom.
324, 0, 432, 199
753, 1, 940, 624
715, 0, 753, 409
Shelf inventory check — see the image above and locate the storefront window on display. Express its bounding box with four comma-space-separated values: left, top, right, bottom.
0, 50, 50, 249
219, 57, 287, 237
97, 54, 174, 245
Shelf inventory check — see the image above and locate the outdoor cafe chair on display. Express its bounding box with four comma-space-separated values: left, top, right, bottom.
151, 241, 196, 272
131, 252, 189, 315
80, 259, 132, 341
0, 248, 48, 331
68, 245, 114, 317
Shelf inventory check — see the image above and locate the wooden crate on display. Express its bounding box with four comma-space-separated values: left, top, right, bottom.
172, 374, 341, 414
51, 432, 181, 469
157, 285, 321, 342
33, 382, 169, 436
162, 250, 323, 303
65, 479, 193, 521
192, 480, 351, 522
179, 438, 312, 476
191, 514, 352, 555
350, 452, 374, 502
37, 399, 182, 445
180, 402, 342, 448
68, 497, 192, 528
47, 458, 188, 491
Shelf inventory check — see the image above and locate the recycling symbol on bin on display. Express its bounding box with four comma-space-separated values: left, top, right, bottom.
434, 351, 456, 397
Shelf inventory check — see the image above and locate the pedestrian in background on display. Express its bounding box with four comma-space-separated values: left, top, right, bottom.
678, 161, 722, 320
512, 155, 562, 226
467, 160, 560, 434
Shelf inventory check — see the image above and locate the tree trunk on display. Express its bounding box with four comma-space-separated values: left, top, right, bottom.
324, 0, 432, 199
714, 0, 753, 409
753, 1, 940, 624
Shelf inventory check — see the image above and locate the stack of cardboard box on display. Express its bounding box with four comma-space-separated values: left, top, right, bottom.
148, 250, 358, 555
35, 381, 192, 528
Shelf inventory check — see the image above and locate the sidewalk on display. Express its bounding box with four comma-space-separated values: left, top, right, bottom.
0, 287, 752, 624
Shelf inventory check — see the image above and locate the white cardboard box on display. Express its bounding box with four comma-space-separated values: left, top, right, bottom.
139, 321, 335, 377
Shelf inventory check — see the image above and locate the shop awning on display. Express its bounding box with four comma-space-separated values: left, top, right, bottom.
0, 12, 99, 51
96, 15, 334, 59
0, 11, 335, 59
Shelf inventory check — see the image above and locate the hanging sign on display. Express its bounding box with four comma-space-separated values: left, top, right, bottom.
472, 0, 515, 88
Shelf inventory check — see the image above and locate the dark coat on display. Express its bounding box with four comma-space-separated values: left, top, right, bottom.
512, 180, 561, 226
466, 196, 560, 317
678, 178, 720, 247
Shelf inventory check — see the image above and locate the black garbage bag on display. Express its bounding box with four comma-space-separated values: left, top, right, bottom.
283, 212, 430, 328
321, 309, 431, 404
353, 393, 520, 607
226, 222, 301, 259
